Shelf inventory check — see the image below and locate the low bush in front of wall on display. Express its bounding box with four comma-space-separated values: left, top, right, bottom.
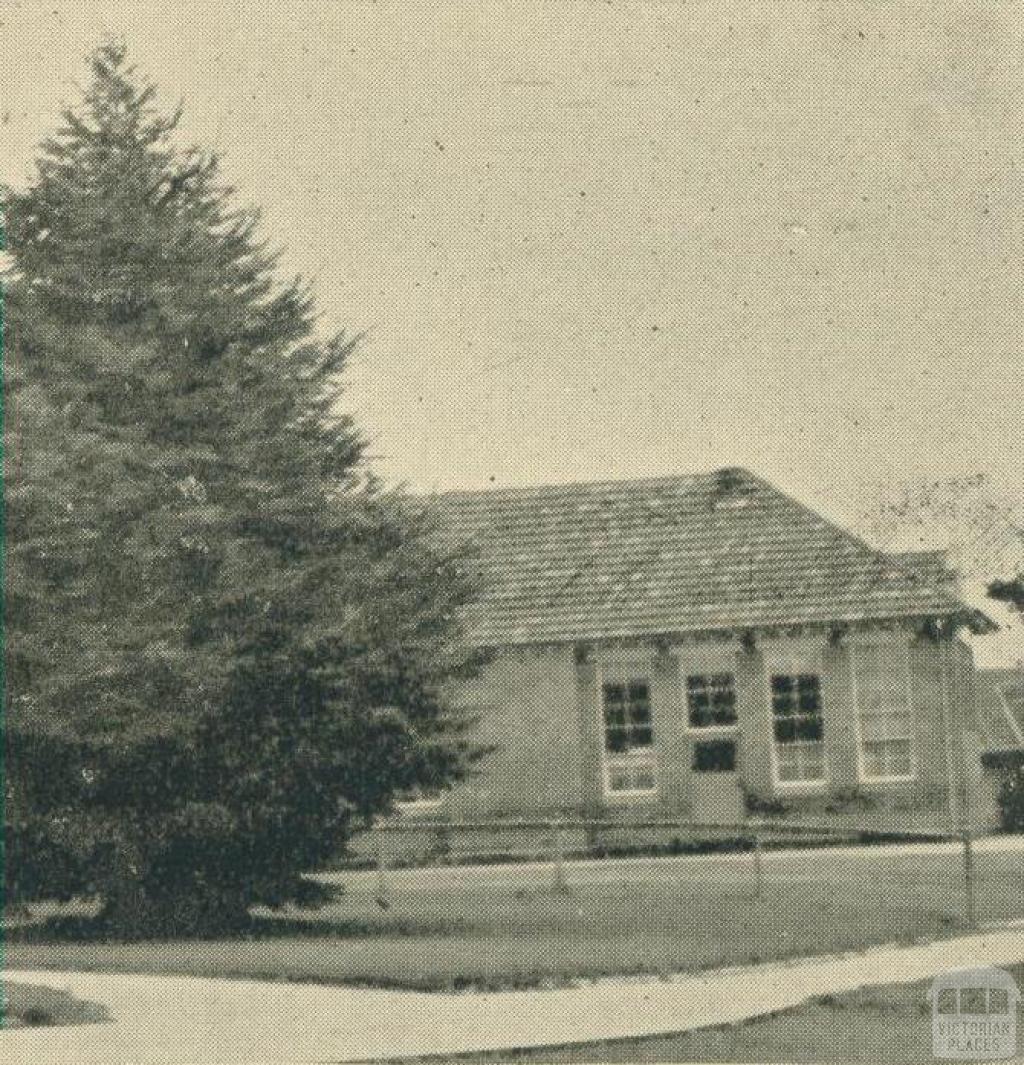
981, 750, 1024, 833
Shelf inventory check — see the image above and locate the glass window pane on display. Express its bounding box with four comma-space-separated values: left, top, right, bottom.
631, 726, 653, 748
693, 739, 736, 773
629, 699, 652, 726
607, 760, 656, 792
773, 694, 794, 717
802, 744, 826, 778
771, 675, 792, 696
862, 745, 885, 778
774, 718, 797, 744
797, 675, 821, 712
608, 767, 631, 791
632, 766, 656, 790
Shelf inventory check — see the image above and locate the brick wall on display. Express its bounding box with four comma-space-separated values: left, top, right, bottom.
392, 623, 988, 835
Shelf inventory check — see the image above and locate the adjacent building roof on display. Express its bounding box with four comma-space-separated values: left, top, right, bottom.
975, 668, 1024, 751
432, 467, 985, 647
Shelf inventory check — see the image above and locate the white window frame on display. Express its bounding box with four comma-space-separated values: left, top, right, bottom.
597, 667, 658, 801
851, 640, 917, 784
684, 671, 740, 776
764, 647, 828, 793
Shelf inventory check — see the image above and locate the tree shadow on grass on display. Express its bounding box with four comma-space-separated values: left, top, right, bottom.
2, 981, 111, 1028
5, 909, 468, 945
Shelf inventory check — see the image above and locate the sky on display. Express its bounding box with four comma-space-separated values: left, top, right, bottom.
1, 1, 1021, 662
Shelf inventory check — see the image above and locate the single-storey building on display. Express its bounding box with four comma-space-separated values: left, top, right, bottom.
402, 468, 1001, 840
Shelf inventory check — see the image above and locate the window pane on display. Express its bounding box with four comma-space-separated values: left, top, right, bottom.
771, 675, 793, 697
862, 745, 885, 779
607, 759, 656, 793
796, 716, 823, 742
773, 695, 794, 716
608, 767, 632, 791
693, 739, 736, 773
604, 677, 656, 757
628, 681, 649, 702
632, 766, 656, 791
802, 744, 826, 778
774, 718, 797, 743
888, 740, 912, 775
629, 699, 652, 726
854, 645, 915, 780
687, 673, 737, 727
777, 741, 825, 781
631, 726, 653, 748
860, 715, 888, 741
796, 675, 821, 711
776, 748, 800, 780
688, 687, 711, 727
990, 989, 1009, 1014
863, 739, 911, 779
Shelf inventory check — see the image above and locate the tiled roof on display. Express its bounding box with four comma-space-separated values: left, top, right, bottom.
432, 468, 979, 648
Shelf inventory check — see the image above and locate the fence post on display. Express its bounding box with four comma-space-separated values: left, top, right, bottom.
375, 833, 389, 903
551, 819, 568, 893
752, 829, 764, 900
960, 728, 977, 930
434, 824, 452, 865
962, 827, 977, 929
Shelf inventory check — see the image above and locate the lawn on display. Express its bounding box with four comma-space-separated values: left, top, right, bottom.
5, 845, 1023, 991
446, 962, 1024, 1063
1, 981, 108, 1029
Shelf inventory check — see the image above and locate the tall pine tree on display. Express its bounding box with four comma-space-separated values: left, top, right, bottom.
4, 42, 479, 933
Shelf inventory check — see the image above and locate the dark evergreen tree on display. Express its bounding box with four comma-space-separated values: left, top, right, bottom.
3, 42, 479, 933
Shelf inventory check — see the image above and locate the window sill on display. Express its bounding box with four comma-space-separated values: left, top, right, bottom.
603, 789, 659, 803
772, 780, 828, 795
858, 774, 917, 787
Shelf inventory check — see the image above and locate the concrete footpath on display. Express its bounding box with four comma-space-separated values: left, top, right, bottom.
4, 927, 1024, 1064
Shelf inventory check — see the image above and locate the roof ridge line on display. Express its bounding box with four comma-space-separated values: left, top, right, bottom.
430, 467, 745, 500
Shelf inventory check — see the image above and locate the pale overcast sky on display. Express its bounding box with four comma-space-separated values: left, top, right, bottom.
2, 1, 1021, 661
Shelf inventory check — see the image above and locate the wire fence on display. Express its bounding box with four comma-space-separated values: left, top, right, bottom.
342, 815, 1016, 932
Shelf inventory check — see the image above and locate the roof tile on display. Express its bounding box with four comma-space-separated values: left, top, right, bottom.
432, 468, 971, 647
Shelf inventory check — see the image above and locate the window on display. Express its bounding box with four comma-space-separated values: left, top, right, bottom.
686, 674, 737, 729
602, 681, 654, 753
606, 761, 657, 793
601, 679, 656, 795
692, 739, 736, 773
771, 673, 826, 783
853, 644, 915, 781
